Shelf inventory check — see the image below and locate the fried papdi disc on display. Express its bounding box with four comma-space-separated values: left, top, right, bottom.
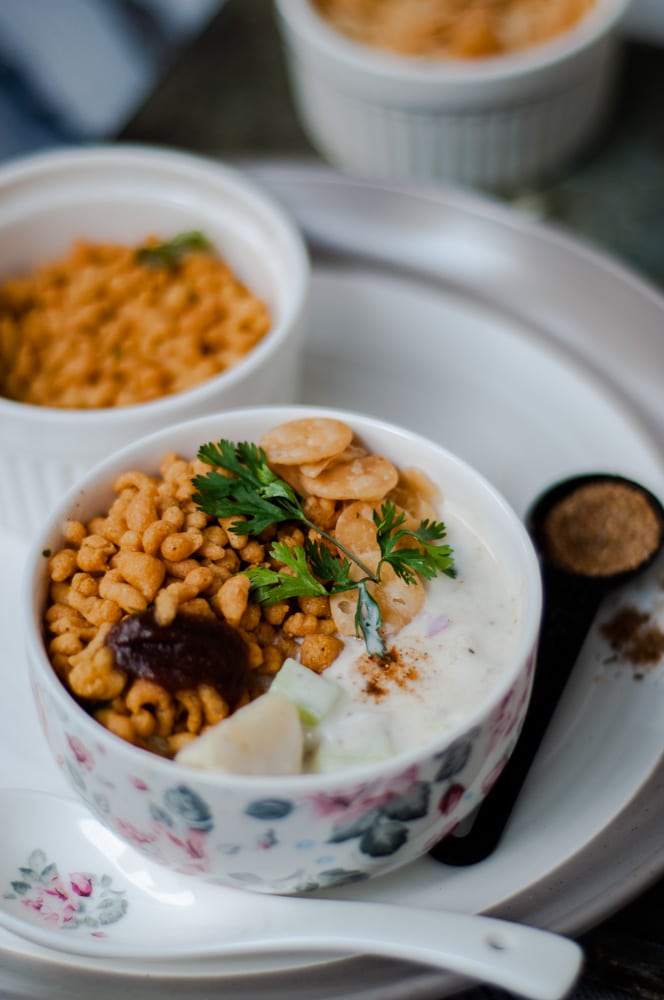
305, 454, 399, 501
270, 462, 312, 496
388, 467, 440, 524
260, 418, 354, 466
334, 501, 381, 581
330, 566, 425, 638
375, 563, 425, 634
329, 589, 360, 636
300, 443, 368, 479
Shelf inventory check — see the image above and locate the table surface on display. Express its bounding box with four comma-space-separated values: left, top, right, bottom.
116, 4, 664, 999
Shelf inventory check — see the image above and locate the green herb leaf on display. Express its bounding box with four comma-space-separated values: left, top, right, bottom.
193, 439, 456, 659
355, 580, 385, 658
305, 539, 355, 592
374, 502, 456, 582
136, 230, 212, 269
246, 542, 328, 604
193, 441, 302, 535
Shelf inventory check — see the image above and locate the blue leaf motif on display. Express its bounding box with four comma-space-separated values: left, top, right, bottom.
164, 785, 213, 831
92, 793, 111, 817
10, 881, 32, 895
150, 803, 174, 828
28, 850, 48, 871
328, 807, 383, 843
65, 760, 86, 792
382, 781, 430, 821
245, 799, 293, 821
316, 868, 369, 888
98, 896, 128, 924
359, 818, 408, 857
434, 732, 478, 782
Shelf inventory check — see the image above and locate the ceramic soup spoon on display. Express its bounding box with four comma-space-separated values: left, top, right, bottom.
0, 789, 581, 1000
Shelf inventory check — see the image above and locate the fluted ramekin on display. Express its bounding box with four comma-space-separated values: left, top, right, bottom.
274, 0, 633, 192
0, 145, 309, 539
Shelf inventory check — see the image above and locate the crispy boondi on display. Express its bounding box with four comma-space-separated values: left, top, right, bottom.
0, 237, 270, 409
312, 0, 595, 59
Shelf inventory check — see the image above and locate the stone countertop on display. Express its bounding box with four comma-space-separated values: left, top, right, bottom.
120, 4, 664, 998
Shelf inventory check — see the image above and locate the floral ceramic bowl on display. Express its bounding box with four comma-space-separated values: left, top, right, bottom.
23, 405, 541, 894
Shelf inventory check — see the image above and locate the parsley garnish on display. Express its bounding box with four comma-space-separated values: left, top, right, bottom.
136, 231, 212, 269
193, 441, 456, 658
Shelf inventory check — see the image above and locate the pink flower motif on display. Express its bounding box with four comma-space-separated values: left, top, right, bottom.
70, 873, 93, 897
184, 828, 207, 860
130, 777, 149, 792
113, 817, 210, 871
309, 765, 421, 823
22, 886, 80, 927
45, 874, 69, 900
165, 826, 209, 861
116, 818, 158, 847
66, 733, 94, 771
486, 661, 534, 758
438, 783, 465, 815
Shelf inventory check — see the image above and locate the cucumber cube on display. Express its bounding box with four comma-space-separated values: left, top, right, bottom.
312, 712, 395, 772
271, 657, 342, 727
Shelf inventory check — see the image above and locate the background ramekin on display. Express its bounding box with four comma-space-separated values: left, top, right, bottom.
0, 145, 310, 539
274, 0, 634, 193
24, 404, 542, 893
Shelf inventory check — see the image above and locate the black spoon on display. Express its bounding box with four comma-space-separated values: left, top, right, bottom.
430, 473, 664, 867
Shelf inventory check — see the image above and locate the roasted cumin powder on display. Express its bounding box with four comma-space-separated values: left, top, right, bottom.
541, 481, 662, 577
600, 604, 664, 669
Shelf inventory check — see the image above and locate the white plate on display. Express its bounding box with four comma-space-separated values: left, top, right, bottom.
622, 0, 664, 42
1, 165, 664, 1000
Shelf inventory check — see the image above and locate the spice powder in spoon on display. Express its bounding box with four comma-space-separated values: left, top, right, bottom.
540, 480, 662, 578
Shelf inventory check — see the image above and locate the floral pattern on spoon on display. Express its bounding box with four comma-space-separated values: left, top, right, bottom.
3, 850, 127, 933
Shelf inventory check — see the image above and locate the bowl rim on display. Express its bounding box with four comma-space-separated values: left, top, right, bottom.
23, 403, 543, 791
274, 0, 633, 84
0, 144, 310, 427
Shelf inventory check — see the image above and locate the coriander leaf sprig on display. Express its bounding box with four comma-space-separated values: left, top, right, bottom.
136, 230, 212, 270
194, 441, 377, 577
374, 501, 455, 584
193, 440, 456, 659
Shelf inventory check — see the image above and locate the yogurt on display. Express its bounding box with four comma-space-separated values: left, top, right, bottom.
308, 510, 521, 771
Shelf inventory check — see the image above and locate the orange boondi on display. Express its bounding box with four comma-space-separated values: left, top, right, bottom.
0, 237, 270, 409
42, 418, 439, 759
312, 0, 595, 59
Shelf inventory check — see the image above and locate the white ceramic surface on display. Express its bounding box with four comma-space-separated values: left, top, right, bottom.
1, 167, 663, 1000
0, 792, 582, 1000
24, 404, 541, 893
274, 0, 633, 192
623, 0, 664, 40
0, 145, 310, 539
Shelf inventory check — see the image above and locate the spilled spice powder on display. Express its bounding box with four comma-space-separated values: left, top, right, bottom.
541, 481, 662, 577
600, 604, 664, 671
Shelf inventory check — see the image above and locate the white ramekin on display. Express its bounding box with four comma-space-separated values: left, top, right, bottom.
0, 145, 310, 539
274, 0, 634, 192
